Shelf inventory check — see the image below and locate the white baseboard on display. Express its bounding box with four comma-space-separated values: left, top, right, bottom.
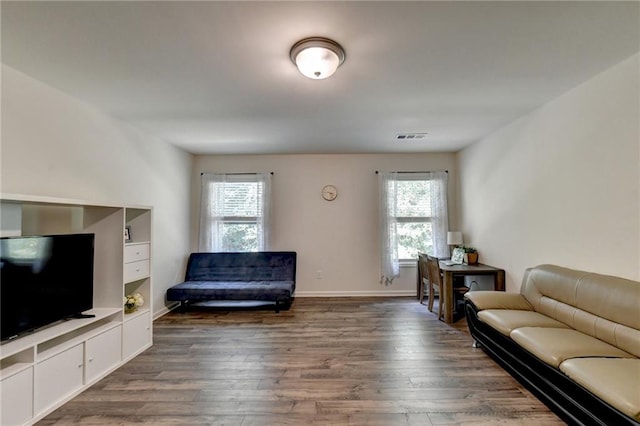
295, 290, 415, 297
153, 302, 181, 320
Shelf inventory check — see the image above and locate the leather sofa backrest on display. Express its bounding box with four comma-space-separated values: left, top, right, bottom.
521, 265, 640, 358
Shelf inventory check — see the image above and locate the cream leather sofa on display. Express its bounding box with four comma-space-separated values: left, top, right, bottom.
465, 264, 640, 426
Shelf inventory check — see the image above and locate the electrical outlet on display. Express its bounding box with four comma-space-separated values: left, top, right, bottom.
315, 270, 323, 279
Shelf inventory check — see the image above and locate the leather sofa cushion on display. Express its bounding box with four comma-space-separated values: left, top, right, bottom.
518, 265, 640, 358
510, 327, 635, 368
465, 292, 534, 311
559, 358, 640, 421
526, 295, 640, 358
478, 310, 568, 336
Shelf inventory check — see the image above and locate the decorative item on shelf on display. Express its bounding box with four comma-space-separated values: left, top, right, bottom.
462, 246, 478, 265
124, 225, 132, 243
124, 293, 144, 314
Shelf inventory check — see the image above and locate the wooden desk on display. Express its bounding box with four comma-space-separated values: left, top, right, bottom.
438, 262, 505, 324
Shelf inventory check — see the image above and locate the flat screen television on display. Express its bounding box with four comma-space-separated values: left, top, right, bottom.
0, 233, 95, 341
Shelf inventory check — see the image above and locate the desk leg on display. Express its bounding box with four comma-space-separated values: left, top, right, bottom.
495, 270, 505, 292
443, 271, 454, 323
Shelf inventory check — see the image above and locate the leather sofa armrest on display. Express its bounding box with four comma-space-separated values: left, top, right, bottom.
465, 291, 534, 311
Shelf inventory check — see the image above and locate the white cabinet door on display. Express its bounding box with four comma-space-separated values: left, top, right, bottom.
86, 326, 122, 384
123, 312, 151, 360
34, 344, 84, 413
0, 367, 33, 426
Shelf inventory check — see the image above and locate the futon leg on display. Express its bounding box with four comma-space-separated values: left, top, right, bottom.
472, 340, 481, 348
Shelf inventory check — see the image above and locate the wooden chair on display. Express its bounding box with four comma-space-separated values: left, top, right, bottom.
424, 254, 442, 317
425, 254, 469, 321
417, 253, 429, 304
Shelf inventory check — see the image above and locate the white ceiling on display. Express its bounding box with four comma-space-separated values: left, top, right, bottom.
2, 1, 638, 155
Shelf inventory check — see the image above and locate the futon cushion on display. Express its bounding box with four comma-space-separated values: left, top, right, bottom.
559, 358, 640, 421
478, 310, 568, 336
510, 327, 635, 368
167, 281, 295, 302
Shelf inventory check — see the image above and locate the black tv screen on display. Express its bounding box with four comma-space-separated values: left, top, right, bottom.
1, 233, 95, 341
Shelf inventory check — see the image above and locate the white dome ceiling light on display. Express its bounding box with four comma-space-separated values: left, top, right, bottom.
290, 37, 346, 80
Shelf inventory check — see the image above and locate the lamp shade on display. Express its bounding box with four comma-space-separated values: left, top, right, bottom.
447, 231, 463, 246
290, 37, 345, 80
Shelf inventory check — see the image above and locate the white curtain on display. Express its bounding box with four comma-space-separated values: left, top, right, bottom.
379, 172, 399, 285
428, 171, 449, 258
198, 172, 271, 252
258, 173, 272, 250
199, 173, 225, 252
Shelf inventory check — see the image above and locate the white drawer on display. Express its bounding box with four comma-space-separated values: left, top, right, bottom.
124, 243, 150, 263
124, 259, 150, 283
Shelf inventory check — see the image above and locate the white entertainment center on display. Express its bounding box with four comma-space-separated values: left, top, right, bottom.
0, 194, 153, 425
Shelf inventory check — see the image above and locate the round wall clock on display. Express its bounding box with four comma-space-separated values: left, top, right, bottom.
322, 184, 338, 201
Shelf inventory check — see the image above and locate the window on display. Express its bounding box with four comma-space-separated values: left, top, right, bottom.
379, 171, 449, 284
199, 173, 271, 252
394, 179, 435, 259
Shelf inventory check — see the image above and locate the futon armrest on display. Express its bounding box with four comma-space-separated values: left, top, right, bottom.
465, 291, 533, 311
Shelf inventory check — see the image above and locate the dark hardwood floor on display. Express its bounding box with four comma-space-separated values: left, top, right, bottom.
38, 297, 563, 425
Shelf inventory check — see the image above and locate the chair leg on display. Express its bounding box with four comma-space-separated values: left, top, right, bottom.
419, 280, 424, 304
427, 283, 434, 312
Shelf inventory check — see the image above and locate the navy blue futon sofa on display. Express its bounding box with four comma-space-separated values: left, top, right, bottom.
167, 252, 296, 312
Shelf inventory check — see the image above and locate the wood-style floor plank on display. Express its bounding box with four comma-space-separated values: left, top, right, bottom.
37, 297, 563, 425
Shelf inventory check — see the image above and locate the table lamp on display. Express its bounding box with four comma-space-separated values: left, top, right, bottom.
447, 231, 463, 256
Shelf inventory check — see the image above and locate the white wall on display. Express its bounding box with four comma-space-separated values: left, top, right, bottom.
458, 54, 640, 291
1, 65, 194, 316
193, 153, 458, 296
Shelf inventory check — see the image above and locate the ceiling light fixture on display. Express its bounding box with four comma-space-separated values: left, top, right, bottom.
290, 37, 345, 80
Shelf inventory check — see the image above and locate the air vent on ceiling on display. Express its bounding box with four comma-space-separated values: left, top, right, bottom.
396, 133, 427, 140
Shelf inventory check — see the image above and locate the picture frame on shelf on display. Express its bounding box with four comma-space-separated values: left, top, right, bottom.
124, 225, 132, 242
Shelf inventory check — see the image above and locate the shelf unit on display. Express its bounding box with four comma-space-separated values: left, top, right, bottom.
123, 208, 152, 361
0, 194, 153, 426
